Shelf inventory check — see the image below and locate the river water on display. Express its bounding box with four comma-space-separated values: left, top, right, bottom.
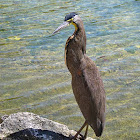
0, 0, 140, 139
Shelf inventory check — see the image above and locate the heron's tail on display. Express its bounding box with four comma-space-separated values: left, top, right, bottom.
95, 121, 104, 137
92, 118, 104, 137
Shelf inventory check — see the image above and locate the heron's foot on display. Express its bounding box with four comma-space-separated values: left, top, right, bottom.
70, 133, 85, 140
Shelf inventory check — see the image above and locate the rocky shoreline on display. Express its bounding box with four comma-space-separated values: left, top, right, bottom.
0, 112, 95, 140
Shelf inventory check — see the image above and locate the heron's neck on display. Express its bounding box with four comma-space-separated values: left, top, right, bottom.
65, 22, 86, 75
74, 21, 86, 54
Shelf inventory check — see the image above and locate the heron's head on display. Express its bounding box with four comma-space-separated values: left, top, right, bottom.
53, 12, 81, 35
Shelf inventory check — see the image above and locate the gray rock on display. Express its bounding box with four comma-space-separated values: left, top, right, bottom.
0, 112, 95, 140
0, 115, 9, 124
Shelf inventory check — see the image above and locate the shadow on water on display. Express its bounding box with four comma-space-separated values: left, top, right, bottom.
3, 128, 70, 140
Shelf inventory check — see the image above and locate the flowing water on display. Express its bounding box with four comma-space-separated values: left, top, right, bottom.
0, 0, 140, 139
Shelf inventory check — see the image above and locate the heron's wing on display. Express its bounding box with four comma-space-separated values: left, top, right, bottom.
80, 55, 106, 136
81, 55, 105, 116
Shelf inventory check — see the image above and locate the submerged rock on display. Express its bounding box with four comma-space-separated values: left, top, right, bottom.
0, 112, 95, 140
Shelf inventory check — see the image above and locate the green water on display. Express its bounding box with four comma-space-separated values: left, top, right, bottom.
0, 0, 140, 139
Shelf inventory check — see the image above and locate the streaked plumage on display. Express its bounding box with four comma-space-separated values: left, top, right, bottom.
53, 12, 106, 139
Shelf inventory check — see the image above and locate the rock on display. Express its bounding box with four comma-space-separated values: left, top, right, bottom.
0, 112, 95, 140
0, 118, 3, 124
0, 115, 9, 123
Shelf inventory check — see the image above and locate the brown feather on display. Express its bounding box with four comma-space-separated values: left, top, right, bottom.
64, 14, 106, 137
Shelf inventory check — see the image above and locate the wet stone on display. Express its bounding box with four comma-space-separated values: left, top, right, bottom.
0, 112, 95, 140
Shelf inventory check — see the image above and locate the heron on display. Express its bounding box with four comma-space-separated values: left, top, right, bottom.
53, 12, 106, 139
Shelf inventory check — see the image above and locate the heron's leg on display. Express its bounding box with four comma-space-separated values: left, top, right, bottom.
73, 121, 87, 140
83, 124, 88, 139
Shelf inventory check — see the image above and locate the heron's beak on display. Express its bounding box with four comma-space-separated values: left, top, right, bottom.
52, 21, 69, 35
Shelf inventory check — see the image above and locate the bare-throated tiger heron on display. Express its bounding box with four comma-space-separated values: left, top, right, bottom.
53, 12, 106, 139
